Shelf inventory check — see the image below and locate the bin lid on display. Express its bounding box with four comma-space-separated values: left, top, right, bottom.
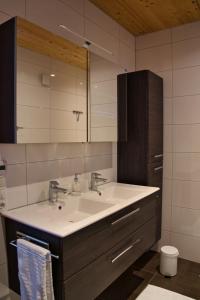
161, 245, 179, 257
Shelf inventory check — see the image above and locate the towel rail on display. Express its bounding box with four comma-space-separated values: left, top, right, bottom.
9, 231, 59, 260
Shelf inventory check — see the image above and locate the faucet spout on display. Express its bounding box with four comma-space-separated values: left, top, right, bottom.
49, 181, 68, 203
89, 172, 107, 196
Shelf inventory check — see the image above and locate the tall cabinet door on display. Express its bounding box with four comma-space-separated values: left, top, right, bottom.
147, 72, 163, 164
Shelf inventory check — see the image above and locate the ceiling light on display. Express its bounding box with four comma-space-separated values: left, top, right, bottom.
50, 73, 55, 77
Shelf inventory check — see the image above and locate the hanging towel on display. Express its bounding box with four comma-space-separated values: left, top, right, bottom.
17, 238, 55, 300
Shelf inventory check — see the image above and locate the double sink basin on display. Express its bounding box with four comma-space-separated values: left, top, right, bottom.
2, 182, 159, 237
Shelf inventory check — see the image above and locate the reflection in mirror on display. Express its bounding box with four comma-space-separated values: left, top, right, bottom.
16, 18, 87, 143
89, 53, 124, 142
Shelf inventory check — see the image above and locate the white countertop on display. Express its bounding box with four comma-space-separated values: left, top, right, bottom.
1, 182, 159, 237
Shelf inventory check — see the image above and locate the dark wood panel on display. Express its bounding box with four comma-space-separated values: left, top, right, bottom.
148, 72, 163, 163
117, 70, 163, 187
4, 218, 63, 299
64, 217, 159, 300
62, 192, 160, 279
0, 17, 16, 143
117, 71, 148, 184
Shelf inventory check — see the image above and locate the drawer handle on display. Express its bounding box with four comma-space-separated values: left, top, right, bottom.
154, 154, 163, 158
111, 239, 141, 264
111, 208, 140, 226
154, 166, 163, 172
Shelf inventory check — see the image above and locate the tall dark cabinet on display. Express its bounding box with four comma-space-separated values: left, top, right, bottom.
117, 70, 163, 190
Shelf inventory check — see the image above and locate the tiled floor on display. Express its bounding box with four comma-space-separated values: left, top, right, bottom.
97, 251, 200, 300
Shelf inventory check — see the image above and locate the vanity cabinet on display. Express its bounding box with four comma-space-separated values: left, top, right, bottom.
0, 17, 87, 143
4, 191, 161, 300
117, 70, 163, 189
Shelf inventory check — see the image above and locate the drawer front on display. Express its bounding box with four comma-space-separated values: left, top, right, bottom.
62, 193, 161, 279
64, 217, 159, 300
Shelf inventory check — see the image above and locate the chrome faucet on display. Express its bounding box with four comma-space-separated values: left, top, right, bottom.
49, 180, 68, 203
89, 172, 107, 196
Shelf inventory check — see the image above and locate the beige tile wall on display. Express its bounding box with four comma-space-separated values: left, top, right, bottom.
136, 20, 200, 263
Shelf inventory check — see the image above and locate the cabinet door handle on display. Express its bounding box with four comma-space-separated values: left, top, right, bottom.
154, 154, 163, 158
111, 239, 141, 264
154, 166, 163, 172
111, 208, 140, 226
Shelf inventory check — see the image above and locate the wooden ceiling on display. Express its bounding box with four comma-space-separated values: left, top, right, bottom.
17, 17, 87, 69
90, 0, 200, 36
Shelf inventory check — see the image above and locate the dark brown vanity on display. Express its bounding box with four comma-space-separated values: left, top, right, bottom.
4, 190, 161, 300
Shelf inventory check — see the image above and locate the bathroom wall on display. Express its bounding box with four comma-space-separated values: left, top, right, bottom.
0, 0, 135, 287
136, 21, 200, 263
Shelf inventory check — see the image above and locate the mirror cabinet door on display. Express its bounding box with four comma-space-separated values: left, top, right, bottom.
88, 53, 124, 142
16, 17, 87, 143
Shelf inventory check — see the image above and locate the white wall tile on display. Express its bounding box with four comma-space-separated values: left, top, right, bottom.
173, 125, 200, 152
158, 70, 173, 98
163, 153, 173, 179
0, 0, 25, 17
56, 143, 84, 159
119, 42, 135, 71
6, 185, 27, 210
119, 25, 135, 49
85, 19, 119, 64
162, 203, 171, 231
164, 98, 173, 125
173, 179, 200, 210
5, 164, 26, 188
84, 0, 119, 38
171, 232, 200, 262
173, 95, 200, 124
27, 181, 49, 204
85, 142, 112, 156
172, 206, 200, 238
173, 66, 200, 96
156, 230, 171, 251
0, 144, 26, 164
162, 179, 172, 207
164, 125, 173, 153
173, 153, 200, 181
136, 29, 171, 50
26, 0, 84, 38
173, 37, 200, 69
136, 44, 172, 72
59, 0, 84, 15
26, 144, 57, 162
27, 160, 60, 184
172, 21, 200, 42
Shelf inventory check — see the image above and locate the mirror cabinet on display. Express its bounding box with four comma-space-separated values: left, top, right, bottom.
0, 17, 87, 143
0, 17, 122, 143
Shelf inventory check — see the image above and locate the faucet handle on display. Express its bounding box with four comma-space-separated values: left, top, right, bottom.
92, 172, 101, 178
50, 180, 59, 187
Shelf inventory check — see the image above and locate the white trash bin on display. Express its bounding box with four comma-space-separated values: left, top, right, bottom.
160, 246, 179, 277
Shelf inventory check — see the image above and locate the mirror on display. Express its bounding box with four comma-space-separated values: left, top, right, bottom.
88, 53, 124, 142
16, 18, 88, 143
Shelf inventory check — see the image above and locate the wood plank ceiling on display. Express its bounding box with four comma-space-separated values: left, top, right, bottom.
90, 0, 200, 36
17, 17, 87, 69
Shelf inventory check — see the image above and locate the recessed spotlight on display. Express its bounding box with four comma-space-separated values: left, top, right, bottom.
50, 73, 56, 77
80, 81, 83, 85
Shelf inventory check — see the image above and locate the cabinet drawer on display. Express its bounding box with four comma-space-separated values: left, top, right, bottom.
62, 193, 160, 279
64, 217, 159, 300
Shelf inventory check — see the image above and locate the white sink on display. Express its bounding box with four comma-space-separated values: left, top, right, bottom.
2, 182, 159, 237
83, 182, 146, 204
